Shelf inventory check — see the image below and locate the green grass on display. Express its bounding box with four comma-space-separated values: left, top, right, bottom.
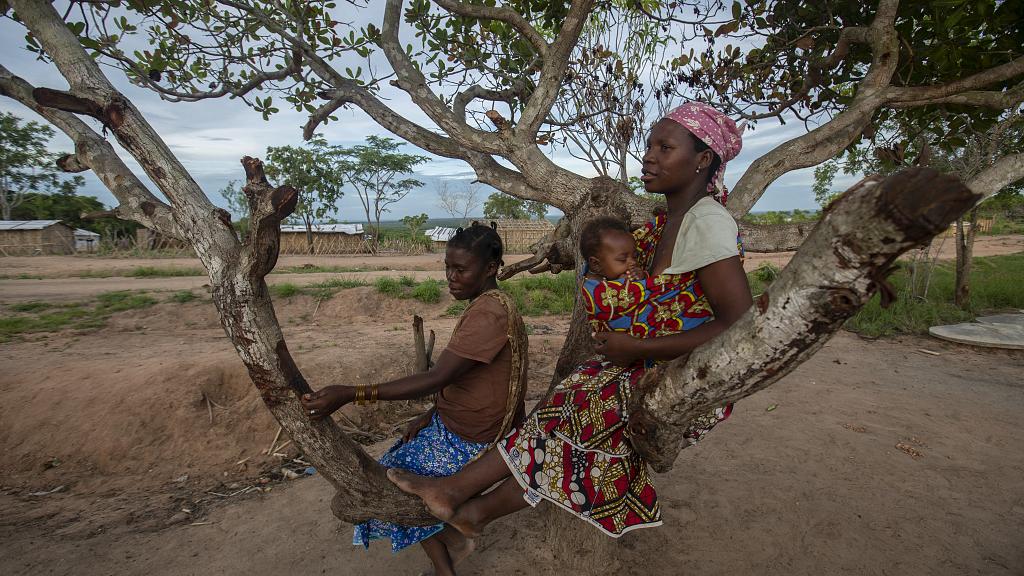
0, 273, 43, 280
10, 301, 55, 313
271, 283, 302, 298
1, 290, 156, 341
273, 264, 393, 274
374, 276, 444, 304
410, 279, 444, 304
168, 290, 198, 303
270, 278, 370, 299
95, 291, 158, 312
126, 266, 205, 278
445, 300, 468, 317
499, 272, 577, 316
845, 253, 1024, 337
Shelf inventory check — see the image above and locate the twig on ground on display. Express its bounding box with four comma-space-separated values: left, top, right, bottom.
266, 425, 282, 455
205, 395, 214, 424
271, 439, 292, 454
312, 297, 323, 322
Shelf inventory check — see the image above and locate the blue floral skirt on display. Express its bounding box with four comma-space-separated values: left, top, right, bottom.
353, 411, 488, 552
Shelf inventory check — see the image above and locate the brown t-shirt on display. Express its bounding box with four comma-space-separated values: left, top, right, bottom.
436, 294, 522, 443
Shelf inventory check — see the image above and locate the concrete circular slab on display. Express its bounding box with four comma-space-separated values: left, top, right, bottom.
929, 312, 1024, 350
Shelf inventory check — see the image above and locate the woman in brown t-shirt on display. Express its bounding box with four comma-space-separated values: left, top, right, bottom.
300, 222, 527, 576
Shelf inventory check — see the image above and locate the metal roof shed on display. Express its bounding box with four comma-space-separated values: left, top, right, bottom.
0, 220, 75, 256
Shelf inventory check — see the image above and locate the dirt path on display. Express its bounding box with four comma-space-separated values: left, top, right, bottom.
2, 247, 1023, 575
2, 235, 1020, 302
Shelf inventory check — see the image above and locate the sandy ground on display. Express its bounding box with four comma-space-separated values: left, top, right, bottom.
1, 248, 1023, 575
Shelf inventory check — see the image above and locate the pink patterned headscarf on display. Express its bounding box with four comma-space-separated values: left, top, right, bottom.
664, 103, 744, 205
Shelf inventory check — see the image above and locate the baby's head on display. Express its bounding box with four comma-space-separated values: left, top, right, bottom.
580, 217, 637, 280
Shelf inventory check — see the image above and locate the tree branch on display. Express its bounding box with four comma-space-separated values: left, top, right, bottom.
885, 57, 1024, 105
381, 0, 507, 155
432, 0, 548, 57
0, 64, 179, 238
10, 0, 234, 252
727, 0, 902, 217
630, 168, 980, 472
515, 0, 594, 139
966, 152, 1024, 202
453, 83, 524, 123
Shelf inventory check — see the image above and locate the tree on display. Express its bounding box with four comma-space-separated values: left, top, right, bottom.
264, 137, 345, 254
218, 180, 250, 238
400, 212, 429, 236
483, 192, 548, 220
436, 180, 482, 224
0, 112, 84, 219
0, 1, 1018, 572
338, 135, 429, 253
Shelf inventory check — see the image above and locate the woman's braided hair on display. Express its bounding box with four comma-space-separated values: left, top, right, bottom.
448, 221, 504, 267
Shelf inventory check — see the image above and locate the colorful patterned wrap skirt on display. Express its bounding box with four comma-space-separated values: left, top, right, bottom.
353, 412, 488, 552
496, 212, 734, 537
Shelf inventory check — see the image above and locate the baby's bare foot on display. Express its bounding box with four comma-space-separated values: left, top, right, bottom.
387, 469, 456, 522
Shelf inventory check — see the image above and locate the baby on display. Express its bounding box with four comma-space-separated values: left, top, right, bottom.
579, 216, 651, 335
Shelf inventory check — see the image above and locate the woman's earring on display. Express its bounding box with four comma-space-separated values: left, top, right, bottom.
695, 167, 702, 173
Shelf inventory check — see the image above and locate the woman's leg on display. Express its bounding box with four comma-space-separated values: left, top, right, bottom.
389, 447, 513, 521
420, 534, 455, 576
445, 477, 531, 537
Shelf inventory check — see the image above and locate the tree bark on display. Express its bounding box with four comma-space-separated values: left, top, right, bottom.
954, 207, 979, 309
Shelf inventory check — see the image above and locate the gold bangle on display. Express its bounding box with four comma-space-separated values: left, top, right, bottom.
355, 385, 365, 406
372, 384, 379, 404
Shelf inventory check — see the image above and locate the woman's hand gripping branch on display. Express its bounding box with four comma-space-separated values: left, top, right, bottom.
301, 386, 356, 421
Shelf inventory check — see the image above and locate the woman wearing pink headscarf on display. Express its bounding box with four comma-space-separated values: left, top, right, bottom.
391, 103, 753, 544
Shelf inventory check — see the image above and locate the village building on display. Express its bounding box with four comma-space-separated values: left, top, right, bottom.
74, 228, 101, 253
279, 223, 366, 255
0, 220, 77, 256
424, 219, 554, 254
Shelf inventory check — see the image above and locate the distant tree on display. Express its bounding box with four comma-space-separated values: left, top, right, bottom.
483, 192, 548, 220
265, 136, 345, 254
218, 180, 250, 238
0, 112, 84, 219
400, 212, 429, 236
338, 135, 429, 253
436, 180, 482, 224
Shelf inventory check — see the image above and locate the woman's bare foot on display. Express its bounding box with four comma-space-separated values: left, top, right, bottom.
419, 528, 475, 576
387, 469, 458, 521
438, 526, 475, 564
445, 503, 486, 538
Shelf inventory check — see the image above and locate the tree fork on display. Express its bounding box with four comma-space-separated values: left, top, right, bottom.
628, 168, 980, 472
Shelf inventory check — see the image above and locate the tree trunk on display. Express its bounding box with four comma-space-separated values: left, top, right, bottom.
304, 217, 314, 255
954, 207, 979, 308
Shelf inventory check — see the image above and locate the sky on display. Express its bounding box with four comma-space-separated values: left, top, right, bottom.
0, 7, 865, 221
